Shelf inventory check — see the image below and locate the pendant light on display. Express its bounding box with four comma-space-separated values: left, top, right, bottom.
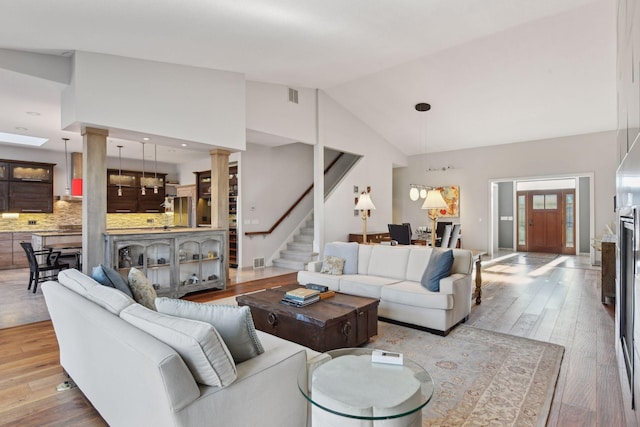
140, 141, 146, 196
117, 145, 123, 196
153, 144, 158, 194
62, 138, 70, 196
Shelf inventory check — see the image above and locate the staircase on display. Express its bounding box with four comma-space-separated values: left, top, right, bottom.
272, 217, 318, 271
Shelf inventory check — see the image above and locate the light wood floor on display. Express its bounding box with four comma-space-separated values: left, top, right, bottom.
0, 253, 627, 426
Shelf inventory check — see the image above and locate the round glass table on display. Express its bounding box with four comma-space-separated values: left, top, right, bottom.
298, 348, 434, 426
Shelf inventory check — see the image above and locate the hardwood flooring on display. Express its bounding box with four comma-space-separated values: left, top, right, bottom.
0, 253, 628, 426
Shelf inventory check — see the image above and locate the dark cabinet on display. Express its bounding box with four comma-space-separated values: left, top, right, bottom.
107, 169, 166, 213
1, 160, 55, 213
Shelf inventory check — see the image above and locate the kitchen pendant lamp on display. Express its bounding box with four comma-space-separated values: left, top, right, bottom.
140, 142, 146, 196
117, 145, 123, 197
409, 186, 419, 201
62, 138, 70, 196
153, 144, 159, 194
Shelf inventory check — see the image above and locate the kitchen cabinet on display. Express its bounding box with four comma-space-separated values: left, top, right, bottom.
0, 232, 31, 269
107, 169, 167, 213
0, 160, 54, 213
104, 228, 226, 298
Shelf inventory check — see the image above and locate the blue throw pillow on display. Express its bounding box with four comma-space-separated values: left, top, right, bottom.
421, 249, 454, 292
324, 242, 359, 274
91, 264, 134, 298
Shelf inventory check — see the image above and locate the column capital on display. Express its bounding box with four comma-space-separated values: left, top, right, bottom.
209, 149, 231, 157
81, 126, 109, 137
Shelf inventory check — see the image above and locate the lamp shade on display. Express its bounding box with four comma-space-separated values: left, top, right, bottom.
409, 187, 419, 201
421, 189, 447, 210
355, 193, 376, 210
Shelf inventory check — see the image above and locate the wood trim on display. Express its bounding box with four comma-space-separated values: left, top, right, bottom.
245, 153, 344, 237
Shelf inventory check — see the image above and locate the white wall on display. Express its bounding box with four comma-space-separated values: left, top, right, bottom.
319, 92, 408, 243
393, 130, 617, 251
62, 51, 246, 151
246, 81, 317, 144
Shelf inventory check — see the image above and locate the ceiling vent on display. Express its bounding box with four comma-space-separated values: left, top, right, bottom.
288, 88, 299, 104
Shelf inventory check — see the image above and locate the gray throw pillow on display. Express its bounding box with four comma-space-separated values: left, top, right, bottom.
324, 242, 359, 274
91, 264, 134, 298
155, 298, 264, 363
421, 249, 454, 292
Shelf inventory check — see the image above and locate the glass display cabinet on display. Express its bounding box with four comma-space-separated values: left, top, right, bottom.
104, 228, 226, 298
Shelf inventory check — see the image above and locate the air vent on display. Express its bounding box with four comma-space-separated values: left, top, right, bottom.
288, 88, 299, 104
253, 257, 265, 269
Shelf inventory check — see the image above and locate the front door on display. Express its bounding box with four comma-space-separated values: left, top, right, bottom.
516, 190, 576, 254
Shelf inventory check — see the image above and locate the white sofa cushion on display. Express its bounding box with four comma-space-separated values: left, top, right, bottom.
366, 246, 411, 280
155, 298, 264, 363
381, 281, 453, 310
121, 303, 237, 387
324, 242, 359, 274
339, 275, 401, 299
405, 247, 432, 282
357, 245, 374, 275
85, 283, 135, 315
297, 270, 345, 291
58, 268, 101, 296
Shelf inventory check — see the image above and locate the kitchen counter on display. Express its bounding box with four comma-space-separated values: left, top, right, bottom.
104, 227, 226, 236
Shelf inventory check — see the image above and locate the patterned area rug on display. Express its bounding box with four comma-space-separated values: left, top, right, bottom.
365, 322, 564, 427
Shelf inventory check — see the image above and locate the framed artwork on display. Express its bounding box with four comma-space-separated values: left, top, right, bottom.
435, 185, 459, 217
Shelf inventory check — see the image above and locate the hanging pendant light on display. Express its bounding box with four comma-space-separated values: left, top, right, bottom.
117, 145, 123, 196
419, 187, 427, 199
62, 138, 70, 196
153, 144, 159, 194
140, 141, 146, 196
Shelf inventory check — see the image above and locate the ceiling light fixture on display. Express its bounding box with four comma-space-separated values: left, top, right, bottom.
117, 145, 123, 197
140, 142, 146, 196
62, 138, 70, 196
409, 102, 432, 201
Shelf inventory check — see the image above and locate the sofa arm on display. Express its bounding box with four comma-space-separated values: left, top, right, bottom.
439, 273, 473, 323
307, 260, 323, 272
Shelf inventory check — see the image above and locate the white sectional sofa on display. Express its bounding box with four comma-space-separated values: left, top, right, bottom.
297, 243, 474, 335
42, 269, 321, 427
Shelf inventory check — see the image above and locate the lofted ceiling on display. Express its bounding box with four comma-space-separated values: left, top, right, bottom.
0, 0, 616, 163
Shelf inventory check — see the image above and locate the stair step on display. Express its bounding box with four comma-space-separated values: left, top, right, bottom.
280, 250, 317, 262
294, 234, 313, 243
288, 241, 313, 251
300, 227, 314, 236
273, 258, 306, 271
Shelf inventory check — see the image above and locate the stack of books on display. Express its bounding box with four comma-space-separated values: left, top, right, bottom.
281, 287, 320, 307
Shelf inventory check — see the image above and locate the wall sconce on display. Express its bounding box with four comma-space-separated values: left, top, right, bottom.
409, 184, 429, 201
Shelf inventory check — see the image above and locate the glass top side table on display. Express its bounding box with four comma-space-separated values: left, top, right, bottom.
298, 347, 434, 426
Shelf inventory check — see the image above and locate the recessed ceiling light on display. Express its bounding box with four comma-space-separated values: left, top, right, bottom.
142, 137, 150, 141
0, 131, 48, 146
181, 143, 188, 147
26, 111, 41, 116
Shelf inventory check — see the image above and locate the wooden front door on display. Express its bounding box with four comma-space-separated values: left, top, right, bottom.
516, 190, 576, 255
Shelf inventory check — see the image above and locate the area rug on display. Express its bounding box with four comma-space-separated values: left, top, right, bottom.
365, 322, 564, 427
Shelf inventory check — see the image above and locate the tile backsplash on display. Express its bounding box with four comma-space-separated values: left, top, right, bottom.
0, 200, 174, 231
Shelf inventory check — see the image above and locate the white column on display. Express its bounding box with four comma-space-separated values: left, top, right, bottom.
313, 89, 325, 255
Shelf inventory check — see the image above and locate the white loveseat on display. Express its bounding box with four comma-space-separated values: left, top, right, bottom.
297, 243, 474, 335
42, 269, 320, 427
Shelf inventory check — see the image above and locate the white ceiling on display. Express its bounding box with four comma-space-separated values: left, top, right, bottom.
0, 0, 617, 162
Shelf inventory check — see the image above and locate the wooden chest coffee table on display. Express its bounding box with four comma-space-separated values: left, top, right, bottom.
237, 284, 379, 352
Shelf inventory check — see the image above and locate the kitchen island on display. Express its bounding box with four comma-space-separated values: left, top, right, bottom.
104, 227, 227, 298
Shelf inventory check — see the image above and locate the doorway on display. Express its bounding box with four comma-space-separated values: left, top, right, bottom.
516, 189, 576, 255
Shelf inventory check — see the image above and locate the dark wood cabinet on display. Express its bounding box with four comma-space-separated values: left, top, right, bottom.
9, 182, 53, 213
348, 232, 390, 244
0, 160, 55, 213
107, 169, 166, 213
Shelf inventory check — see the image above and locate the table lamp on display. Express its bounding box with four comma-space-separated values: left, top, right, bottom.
421, 189, 447, 247
355, 193, 376, 243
